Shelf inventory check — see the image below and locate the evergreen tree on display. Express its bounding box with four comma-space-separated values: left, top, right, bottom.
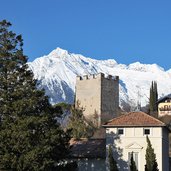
149, 81, 158, 113
145, 136, 159, 171
0, 20, 71, 171
67, 102, 94, 139
108, 145, 119, 171
145, 164, 148, 171
152, 159, 159, 171
153, 81, 158, 111
149, 82, 154, 112
129, 152, 138, 171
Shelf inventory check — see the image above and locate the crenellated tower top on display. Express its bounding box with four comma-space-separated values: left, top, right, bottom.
76, 73, 119, 81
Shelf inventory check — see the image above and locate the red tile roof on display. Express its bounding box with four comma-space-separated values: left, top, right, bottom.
103, 112, 166, 127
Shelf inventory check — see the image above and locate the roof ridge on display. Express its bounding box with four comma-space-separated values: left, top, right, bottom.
127, 111, 165, 125
103, 111, 166, 127
105, 112, 129, 123
139, 112, 165, 125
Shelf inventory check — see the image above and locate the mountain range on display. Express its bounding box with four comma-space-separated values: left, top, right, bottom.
28, 47, 171, 111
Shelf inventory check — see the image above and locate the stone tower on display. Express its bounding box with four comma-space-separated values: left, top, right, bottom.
75, 73, 119, 127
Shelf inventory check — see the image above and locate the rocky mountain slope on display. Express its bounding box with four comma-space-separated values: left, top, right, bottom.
28, 48, 171, 111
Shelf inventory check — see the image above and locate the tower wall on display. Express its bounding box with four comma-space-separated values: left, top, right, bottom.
75, 73, 119, 126
101, 75, 119, 123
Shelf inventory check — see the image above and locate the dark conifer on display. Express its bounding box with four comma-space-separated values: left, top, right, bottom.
108, 145, 119, 171
150, 81, 154, 112
0, 20, 71, 171
153, 81, 158, 111
145, 136, 159, 171
130, 152, 138, 171
67, 102, 94, 139
149, 81, 158, 113
152, 159, 159, 171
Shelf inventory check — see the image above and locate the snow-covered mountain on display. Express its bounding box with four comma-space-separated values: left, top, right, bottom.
28, 47, 171, 111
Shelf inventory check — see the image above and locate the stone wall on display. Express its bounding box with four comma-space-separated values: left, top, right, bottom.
75, 73, 119, 126
101, 74, 119, 123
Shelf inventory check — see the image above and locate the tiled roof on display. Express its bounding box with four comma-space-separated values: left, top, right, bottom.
157, 94, 171, 103
103, 111, 166, 127
69, 138, 105, 158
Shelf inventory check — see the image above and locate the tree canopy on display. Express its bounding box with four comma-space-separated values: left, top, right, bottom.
130, 152, 138, 171
67, 102, 95, 139
0, 20, 71, 171
149, 81, 158, 113
108, 145, 118, 171
145, 136, 159, 171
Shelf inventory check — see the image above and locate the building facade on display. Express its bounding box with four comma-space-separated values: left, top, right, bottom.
75, 73, 119, 127
158, 95, 171, 117
103, 112, 170, 171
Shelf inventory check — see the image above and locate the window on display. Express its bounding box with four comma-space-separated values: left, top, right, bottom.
118, 128, 124, 135
128, 152, 138, 169
164, 105, 168, 111
144, 128, 150, 135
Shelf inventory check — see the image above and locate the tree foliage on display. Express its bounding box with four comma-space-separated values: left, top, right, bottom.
130, 152, 138, 171
149, 81, 158, 113
145, 136, 159, 171
108, 145, 119, 171
67, 102, 94, 139
0, 20, 71, 171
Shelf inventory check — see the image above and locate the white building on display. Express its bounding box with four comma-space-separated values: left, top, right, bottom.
157, 94, 171, 117
103, 111, 170, 171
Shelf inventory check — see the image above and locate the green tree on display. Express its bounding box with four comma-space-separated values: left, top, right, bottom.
0, 20, 71, 171
108, 145, 119, 171
149, 81, 158, 113
152, 159, 159, 171
130, 152, 138, 171
145, 136, 159, 171
67, 102, 94, 139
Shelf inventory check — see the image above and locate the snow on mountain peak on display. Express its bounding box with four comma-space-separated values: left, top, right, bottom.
28, 48, 171, 111
48, 47, 69, 58
128, 62, 164, 73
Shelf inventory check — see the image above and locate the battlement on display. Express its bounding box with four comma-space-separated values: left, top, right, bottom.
76, 73, 119, 81
75, 72, 119, 128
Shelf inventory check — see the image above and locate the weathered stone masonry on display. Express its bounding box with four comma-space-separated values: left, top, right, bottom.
75, 73, 119, 126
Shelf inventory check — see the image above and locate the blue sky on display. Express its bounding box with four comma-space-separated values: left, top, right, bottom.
1, 0, 171, 70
